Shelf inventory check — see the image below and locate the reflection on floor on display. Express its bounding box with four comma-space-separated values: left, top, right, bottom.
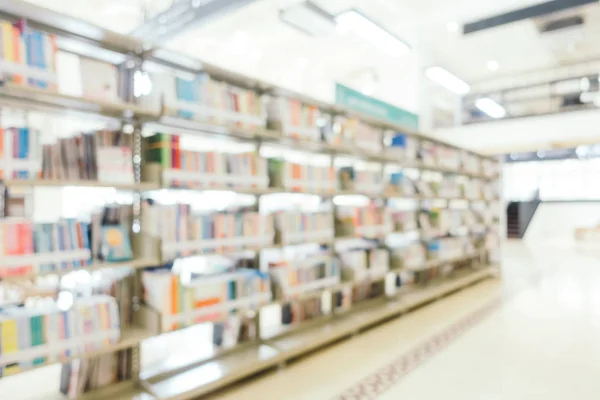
209, 241, 600, 400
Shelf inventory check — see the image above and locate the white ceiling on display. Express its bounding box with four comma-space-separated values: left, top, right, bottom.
17, 0, 600, 152
21, 0, 600, 93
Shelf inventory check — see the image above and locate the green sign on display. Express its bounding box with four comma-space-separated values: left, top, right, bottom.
334, 83, 419, 131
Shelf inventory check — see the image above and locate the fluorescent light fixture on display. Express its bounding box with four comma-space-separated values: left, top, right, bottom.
425, 66, 470, 95
55, 36, 126, 65
280, 1, 337, 36
475, 97, 506, 119
335, 10, 410, 56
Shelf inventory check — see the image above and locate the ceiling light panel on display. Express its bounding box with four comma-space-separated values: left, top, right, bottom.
425, 66, 470, 95
335, 10, 410, 57
475, 97, 507, 119
279, 1, 337, 36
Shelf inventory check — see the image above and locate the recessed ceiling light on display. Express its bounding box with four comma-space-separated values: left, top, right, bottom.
446, 21, 459, 32
475, 97, 506, 119
487, 60, 499, 71
424, 66, 470, 95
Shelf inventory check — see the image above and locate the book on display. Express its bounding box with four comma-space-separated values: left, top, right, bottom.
0, 296, 120, 374
0, 20, 57, 90
41, 130, 133, 184
274, 211, 334, 245
100, 225, 133, 262
144, 133, 268, 189
142, 266, 270, 332
141, 201, 274, 261
0, 218, 96, 277
269, 159, 335, 192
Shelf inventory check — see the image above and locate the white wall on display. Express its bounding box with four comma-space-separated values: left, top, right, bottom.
524, 203, 600, 247
433, 108, 600, 154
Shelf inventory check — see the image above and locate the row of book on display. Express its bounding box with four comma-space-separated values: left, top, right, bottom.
145, 72, 265, 125
338, 167, 381, 192
0, 20, 58, 90
268, 159, 336, 193
144, 133, 268, 189
269, 255, 339, 298
0, 218, 91, 278
0, 295, 120, 376
336, 206, 393, 238
0, 209, 134, 277
141, 201, 274, 260
142, 267, 270, 332
339, 249, 389, 282
0, 128, 41, 179
41, 130, 133, 184
274, 211, 334, 245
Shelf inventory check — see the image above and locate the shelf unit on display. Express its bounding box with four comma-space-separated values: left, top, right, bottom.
0, 4, 502, 400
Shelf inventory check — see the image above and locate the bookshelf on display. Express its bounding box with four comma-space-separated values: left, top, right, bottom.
0, 5, 502, 400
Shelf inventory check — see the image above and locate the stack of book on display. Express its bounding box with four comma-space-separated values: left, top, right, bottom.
269, 255, 339, 298
325, 116, 353, 148
281, 297, 325, 326
388, 172, 416, 196
387, 133, 419, 162
268, 159, 336, 193
340, 249, 389, 282
437, 146, 461, 170
482, 181, 499, 200
336, 205, 393, 238
61, 350, 132, 399
353, 121, 383, 154
268, 97, 321, 141
274, 211, 334, 245
436, 178, 461, 198
142, 267, 270, 332
482, 158, 499, 178
390, 242, 426, 270
462, 179, 483, 200
419, 141, 439, 167
41, 130, 133, 184
0, 295, 120, 376
0, 218, 92, 278
148, 72, 265, 126
144, 133, 268, 189
141, 202, 274, 260
0, 20, 57, 90
338, 167, 383, 194
415, 180, 436, 197
390, 210, 418, 232
427, 237, 470, 261
461, 151, 482, 174
0, 127, 42, 179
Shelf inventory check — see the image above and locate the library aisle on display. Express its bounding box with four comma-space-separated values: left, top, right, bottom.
208, 241, 600, 400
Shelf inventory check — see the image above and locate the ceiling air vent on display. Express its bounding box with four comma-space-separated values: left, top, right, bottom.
541, 15, 584, 33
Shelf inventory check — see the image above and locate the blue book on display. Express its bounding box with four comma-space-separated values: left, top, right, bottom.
35, 31, 48, 90
25, 31, 33, 87
175, 77, 198, 119
390, 134, 408, 148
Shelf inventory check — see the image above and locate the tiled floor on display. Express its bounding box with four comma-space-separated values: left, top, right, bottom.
209, 241, 600, 399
